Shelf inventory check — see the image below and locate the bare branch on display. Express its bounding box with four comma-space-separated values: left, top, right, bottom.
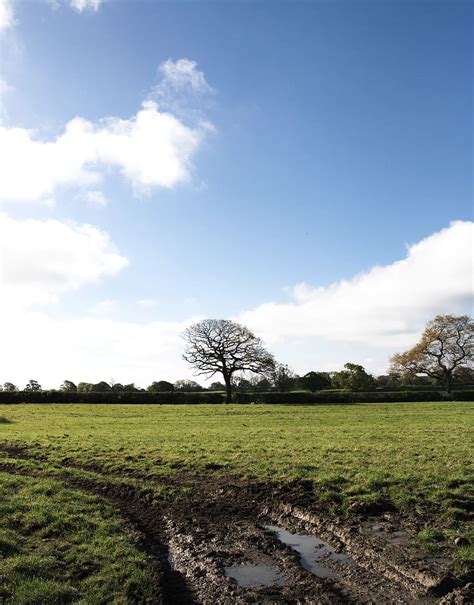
182, 319, 275, 402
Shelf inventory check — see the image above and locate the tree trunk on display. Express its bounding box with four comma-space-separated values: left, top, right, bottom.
223, 373, 232, 404
445, 372, 452, 397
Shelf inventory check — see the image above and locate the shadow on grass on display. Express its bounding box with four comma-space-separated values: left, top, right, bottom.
0, 416, 13, 424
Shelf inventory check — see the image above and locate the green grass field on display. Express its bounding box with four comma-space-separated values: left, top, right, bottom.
0, 474, 157, 604
0, 402, 473, 602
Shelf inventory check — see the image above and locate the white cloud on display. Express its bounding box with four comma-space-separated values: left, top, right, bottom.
239, 221, 474, 349
0, 220, 471, 387
0, 99, 209, 203
70, 0, 102, 13
89, 298, 119, 315
138, 298, 158, 309
0, 212, 193, 388
0, 79, 14, 125
0, 213, 128, 308
84, 190, 108, 207
0, 79, 13, 95
0, 309, 194, 388
0, 0, 14, 30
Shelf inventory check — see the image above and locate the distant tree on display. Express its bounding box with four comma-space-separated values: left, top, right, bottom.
174, 379, 203, 392
390, 314, 473, 395
332, 363, 376, 392
375, 374, 401, 389
147, 381, 175, 392
2, 382, 18, 392
233, 377, 253, 392
250, 376, 272, 391
453, 365, 474, 384
92, 381, 112, 392
407, 374, 437, 386
297, 371, 332, 392
208, 381, 226, 391
77, 382, 94, 393
122, 383, 139, 392
271, 363, 297, 392
24, 379, 41, 392
182, 319, 275, 403
60, 380, 77, 392
112, 383, 124, 392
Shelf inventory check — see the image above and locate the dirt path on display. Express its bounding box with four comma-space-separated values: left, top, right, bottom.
0, 443, 472, 604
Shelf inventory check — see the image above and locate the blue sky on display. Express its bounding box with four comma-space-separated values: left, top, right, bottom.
0, 0, 472, 387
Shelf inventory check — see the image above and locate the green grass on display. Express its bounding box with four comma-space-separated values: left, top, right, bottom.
0, 401, 473, 581
0, 473, 156, 604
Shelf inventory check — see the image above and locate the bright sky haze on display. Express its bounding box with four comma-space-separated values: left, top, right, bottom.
0, 0, 472, 388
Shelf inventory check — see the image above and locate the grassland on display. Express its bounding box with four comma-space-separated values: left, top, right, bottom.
0, 473, 157, 603
0, 401, 472, 602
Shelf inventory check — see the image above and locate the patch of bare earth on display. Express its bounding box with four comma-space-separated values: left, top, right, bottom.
0, 443, 472, 604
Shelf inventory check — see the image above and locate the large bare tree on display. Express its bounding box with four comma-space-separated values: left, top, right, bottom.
390, 314, 473, 394
182, 319, 275, 402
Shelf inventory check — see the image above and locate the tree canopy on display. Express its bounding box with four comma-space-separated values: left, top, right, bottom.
182, 319, 275, 402
390, 314, 473, 394
147, 381, 175, 393
298, 371, 332, 392
331, 364, 376, 392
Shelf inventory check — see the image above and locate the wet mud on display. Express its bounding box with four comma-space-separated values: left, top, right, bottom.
0, 443, 472, 604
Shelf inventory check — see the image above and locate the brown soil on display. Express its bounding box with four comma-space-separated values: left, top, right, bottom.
0, 443, 472, 604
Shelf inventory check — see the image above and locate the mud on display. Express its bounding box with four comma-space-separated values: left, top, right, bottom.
0, 442, 472, 604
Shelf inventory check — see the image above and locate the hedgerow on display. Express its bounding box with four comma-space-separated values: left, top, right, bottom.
0, 390, 471, 404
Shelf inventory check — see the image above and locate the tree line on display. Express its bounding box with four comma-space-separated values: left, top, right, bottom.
2, 363, 472, 398
1, 314, 472, 403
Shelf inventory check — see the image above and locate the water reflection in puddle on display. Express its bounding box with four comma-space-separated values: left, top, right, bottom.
225, 564, 286, 587
266, 525, 354, 579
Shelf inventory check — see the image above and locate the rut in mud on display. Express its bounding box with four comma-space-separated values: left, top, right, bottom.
0, 443, 472, 604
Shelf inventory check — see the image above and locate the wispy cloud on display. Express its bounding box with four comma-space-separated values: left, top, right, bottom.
150, 58, 215, 118
0, 0, 14, 31
0, 0, 102, 32
0, 79, 14, 124
83, 190, 108, 207
159, 58, 213, 95
0, 79, 13, 95
89, 299, 119, 315
138, 298, 158, 309
69, 0, 102, 13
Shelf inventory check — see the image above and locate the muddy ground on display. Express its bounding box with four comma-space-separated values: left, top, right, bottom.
0, 444, 472, 604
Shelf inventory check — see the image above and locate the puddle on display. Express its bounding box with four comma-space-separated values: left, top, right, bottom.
225, 564, 286, 587
266, 525, 354, 579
